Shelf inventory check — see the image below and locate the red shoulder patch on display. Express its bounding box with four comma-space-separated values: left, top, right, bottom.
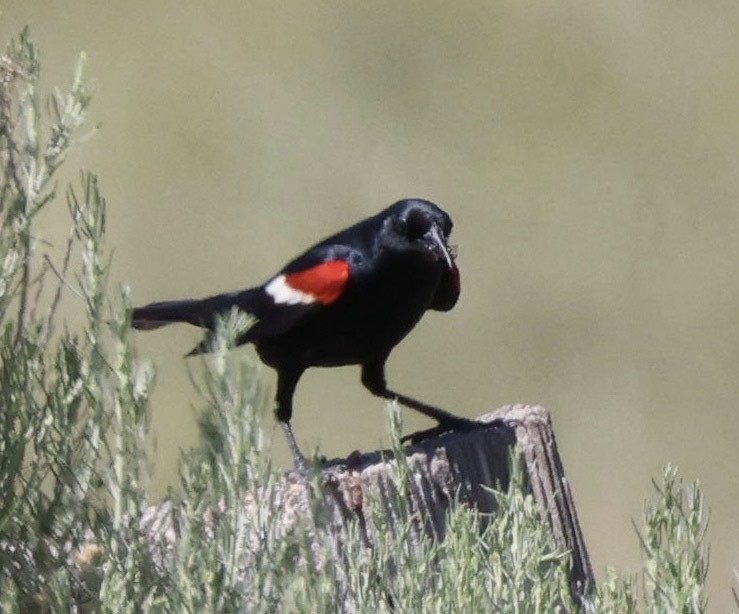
284, 260, 350, 305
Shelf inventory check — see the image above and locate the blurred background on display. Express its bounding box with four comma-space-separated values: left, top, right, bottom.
3, 1, 739, 609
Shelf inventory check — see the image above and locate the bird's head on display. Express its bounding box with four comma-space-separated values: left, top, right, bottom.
381, 199, 457, 268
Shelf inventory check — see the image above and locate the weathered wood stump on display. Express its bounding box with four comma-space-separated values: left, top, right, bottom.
313, 404, 595, 604
141, 403, 594, 605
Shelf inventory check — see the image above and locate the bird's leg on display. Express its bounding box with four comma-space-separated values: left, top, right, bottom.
361, 361, 479, 440
275, 367, 310, 472
279, 421, 309, 473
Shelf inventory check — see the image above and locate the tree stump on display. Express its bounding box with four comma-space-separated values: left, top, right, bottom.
313, 404, 595, 605
140, 403, 594, 605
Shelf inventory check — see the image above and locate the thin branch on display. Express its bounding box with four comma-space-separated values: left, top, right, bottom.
13, 228, 31, 349
44, 223, 77, 342
43, 252, 84, 302
28, 257, 49, 324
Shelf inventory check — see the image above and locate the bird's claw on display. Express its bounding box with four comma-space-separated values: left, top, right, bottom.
401, 417, 480, 445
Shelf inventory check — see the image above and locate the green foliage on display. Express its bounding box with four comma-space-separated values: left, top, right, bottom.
591, 467, 709, 614
0, 30, 715, 613
639, 466, 709, 613
0, 28, 153, 612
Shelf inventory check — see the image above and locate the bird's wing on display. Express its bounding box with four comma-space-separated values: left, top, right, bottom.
233, 243, 363, 341
143, 245, 362, 356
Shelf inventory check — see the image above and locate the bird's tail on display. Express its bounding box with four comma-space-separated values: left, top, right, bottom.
131, 299, 204, 330
131, 289, 259, 332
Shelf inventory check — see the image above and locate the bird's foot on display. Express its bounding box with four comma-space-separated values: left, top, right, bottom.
401, 416, 481, 445
286, 449, 312, 479
288, 450, 341, 482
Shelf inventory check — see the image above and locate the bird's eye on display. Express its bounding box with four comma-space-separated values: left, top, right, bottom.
396, 217, 408, 236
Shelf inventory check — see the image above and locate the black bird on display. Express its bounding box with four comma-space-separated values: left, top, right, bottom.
132, 198, 475, 469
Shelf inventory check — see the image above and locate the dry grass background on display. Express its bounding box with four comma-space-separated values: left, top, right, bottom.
3, 2, 739, 609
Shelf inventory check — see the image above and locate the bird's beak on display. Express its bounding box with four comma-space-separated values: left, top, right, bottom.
424, 224, 454, 268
